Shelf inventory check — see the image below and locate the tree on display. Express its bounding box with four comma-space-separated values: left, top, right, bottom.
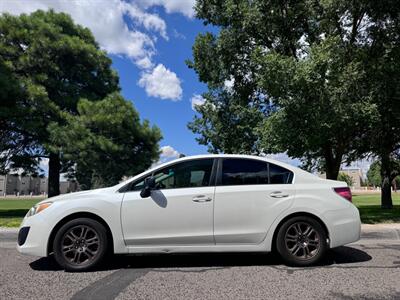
337, 172, 354, 187
188, 90, 264, 154
367, 161, 382, 187
48, 93, 162, 189
255, 37, 374, 179
0, 10, 119, 196
367, 160, 400, 192
188, 0, 400, 207
361, 3, 400, 207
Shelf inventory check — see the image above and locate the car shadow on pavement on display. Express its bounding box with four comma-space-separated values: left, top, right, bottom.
29, 245, 372, 272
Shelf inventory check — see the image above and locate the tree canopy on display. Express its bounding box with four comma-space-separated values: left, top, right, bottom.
188, 0, 400, 207
337, 172, 354, 187
48, 93, 162, 189
0, 10, 161, 195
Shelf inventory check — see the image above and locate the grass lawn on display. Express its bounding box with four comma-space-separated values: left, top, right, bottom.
353, 193, 400, 224
0, 193, 399, 227
0, 198, 43, 227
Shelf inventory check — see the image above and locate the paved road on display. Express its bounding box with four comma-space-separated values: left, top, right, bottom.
1, 227, 400, 300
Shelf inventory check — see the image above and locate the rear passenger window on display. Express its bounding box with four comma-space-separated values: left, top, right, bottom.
221, 159, 269, 185
269, 163, 293, 184
220, 159, 293, 186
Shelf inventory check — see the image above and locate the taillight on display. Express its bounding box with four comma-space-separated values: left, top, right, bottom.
333, 187, 352, 202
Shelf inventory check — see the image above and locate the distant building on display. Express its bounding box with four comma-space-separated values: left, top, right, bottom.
39, 177, 48, 195
18, 176, 31, 195
340, 168, 363, 189
318, 167, 363, 189
30, 177, 41, 195
0, 174, 78, 196
59, 180, 79, 194
5, 174, 18, 195
0, 176, 5, 195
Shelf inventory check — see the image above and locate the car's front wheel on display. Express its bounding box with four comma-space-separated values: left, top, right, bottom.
276, 216, 328, 266
53, 218, 108, 272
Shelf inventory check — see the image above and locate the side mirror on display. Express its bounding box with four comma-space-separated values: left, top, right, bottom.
144, 176, 156, 189
140, 176, 156, 198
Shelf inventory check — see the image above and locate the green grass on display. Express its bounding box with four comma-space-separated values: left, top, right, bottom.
0, 194, 399, 227
353, 193, 400, 224
0, 198, 43, 227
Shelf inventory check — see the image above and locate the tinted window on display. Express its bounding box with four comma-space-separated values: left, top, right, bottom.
129, 159, 214, 191
221, 159, 269, 186
130, 179, 145, 191
269, 163, 293, 184
149, 159, 214, 190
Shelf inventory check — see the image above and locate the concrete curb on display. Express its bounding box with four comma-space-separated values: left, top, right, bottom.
361, 223, 400, 240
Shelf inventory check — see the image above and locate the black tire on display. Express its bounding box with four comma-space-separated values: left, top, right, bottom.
53, 218, 108, 272
276, 216, 328, 266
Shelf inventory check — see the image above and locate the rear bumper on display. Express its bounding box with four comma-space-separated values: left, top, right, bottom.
16, 214, 51, 257
323, 205, 361, 248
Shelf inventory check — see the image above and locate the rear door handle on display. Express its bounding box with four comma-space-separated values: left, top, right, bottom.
192, 195, 212, 202
269, 191, 289, 198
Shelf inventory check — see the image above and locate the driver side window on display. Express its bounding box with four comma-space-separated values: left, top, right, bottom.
130, 159, 214, 191
154, 159, 214, 189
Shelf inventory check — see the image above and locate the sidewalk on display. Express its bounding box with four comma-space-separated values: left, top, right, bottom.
361, 223, 400, 240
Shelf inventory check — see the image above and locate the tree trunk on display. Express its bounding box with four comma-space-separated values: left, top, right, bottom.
380, 154, 393, 209
48, 152, 60, 197
325, 164, 340, 180
324, 147, 342, 180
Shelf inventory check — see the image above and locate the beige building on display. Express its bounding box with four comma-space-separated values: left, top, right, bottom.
0, 174, 77, 196
18, 176, 31, 195
39, 177, 48, 195
0, 176, 5, 195
340, 168, 363, 189
318, 168, 363, 189
59, 180, 79, 194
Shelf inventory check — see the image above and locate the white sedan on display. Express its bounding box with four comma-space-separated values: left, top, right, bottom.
17, 154, 361, 271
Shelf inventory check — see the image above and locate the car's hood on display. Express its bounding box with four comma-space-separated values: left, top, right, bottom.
40, 187, 114, 204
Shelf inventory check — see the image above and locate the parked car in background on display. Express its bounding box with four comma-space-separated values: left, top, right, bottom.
17, 154, 361, 271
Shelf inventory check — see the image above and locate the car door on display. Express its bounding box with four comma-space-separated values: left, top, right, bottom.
121, 158, 216, 246
214, 158, 296, 244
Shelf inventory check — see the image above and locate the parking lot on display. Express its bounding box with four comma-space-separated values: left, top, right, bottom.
1, 227, 400, 300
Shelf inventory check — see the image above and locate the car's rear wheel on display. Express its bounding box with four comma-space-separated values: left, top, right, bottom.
53, 218, 108, 272
276, 216, 327, 266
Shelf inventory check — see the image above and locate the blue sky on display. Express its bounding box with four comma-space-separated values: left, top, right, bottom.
110, 11, 212, 157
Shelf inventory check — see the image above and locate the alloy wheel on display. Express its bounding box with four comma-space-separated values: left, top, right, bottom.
284, 222, 321, 260
61, 225, 100, 265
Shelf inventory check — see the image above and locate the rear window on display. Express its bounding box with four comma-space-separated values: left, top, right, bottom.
221, 158, 269, 186
221, 159, 293, 186
269, 163, 293, 184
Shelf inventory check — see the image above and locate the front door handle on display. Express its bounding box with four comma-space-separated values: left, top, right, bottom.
192, 195, 212, 202
270, 191, 289, 198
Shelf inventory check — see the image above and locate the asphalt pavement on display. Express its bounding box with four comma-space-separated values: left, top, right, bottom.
1, 225, 400, 300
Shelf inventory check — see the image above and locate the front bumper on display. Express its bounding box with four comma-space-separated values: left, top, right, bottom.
16, 214, 52, 257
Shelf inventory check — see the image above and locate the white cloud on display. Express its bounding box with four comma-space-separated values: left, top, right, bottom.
136, 0, 196, 18
123, 3, 168, 40
160, 145, 180, 158
173, 29, 186, 40
191, 94, 206, 111
0, 0, 156, 69
138, 64, 182, 100
151, 145, 180, 166
0, 0, 187, 99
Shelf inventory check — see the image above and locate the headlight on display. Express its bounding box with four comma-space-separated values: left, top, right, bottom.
26, 202, 52, 217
